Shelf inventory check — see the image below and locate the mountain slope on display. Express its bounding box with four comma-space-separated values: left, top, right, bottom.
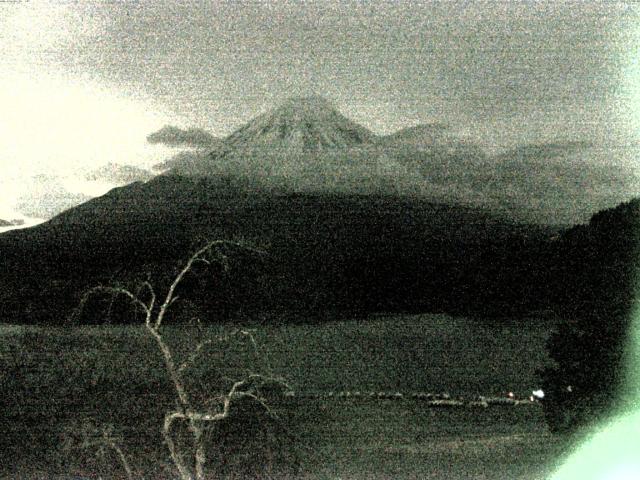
380, 123, 484, 156
164, 96, 638, 225
479, 141, 640, 224
0, 173, 556, 324
376, 123, 491, 202
1, 95, 632, 325
165, 96, 484, 199
147, 125, 220, 148
166, 96, 392, 192
225, 95, 376, 152
85, 163, 155, 183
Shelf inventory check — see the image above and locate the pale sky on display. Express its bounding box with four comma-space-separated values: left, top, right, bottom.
1, 0, 639, 219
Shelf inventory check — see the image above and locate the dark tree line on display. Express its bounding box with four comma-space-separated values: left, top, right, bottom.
540, 198, 640, 432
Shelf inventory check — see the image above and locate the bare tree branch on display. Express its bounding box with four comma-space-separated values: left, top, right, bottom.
178, 339, 213, 374
72, 239, 277, 480
155, 240, 266, 330
140, 280, 156, 310
145, 322, 191, 407
72, 285, 153, 324
163, 411, 193, 480
102, 430, 135, 480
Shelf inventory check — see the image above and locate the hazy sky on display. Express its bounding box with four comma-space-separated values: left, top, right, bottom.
1, 0, 639, 218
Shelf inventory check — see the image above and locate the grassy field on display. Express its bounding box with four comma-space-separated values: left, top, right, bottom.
0, 314, 571, 479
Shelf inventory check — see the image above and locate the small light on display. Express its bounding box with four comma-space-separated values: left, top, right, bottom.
532, 389, 545, 399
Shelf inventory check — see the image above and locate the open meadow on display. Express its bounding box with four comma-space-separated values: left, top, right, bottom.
0, 314, 572, 479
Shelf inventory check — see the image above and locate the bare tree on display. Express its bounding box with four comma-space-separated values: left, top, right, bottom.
75, 240, 290, 480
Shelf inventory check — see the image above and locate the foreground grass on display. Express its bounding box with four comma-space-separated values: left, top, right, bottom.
288, 397, 570, 480
0, 314, 567, 478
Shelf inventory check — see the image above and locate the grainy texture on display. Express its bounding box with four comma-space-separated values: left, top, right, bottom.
0, 2, 637, 478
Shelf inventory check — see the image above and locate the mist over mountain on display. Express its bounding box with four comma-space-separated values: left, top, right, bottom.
165, 96, 480, 199
379, 123, 485, 157
0, 218, 26, 235
85, 163, 155, 184
147, 125, 220, 148
0, 96, 553, 323
480, 141, 640, 224
496, 141, 593, 162
0, 212, 39, 233
153, 150, 210, 172
10, 165, 157, 222
161, 96, 637, 224
166, 96, 379, 181
14, 175, 92, 219
5, 95, 638, 227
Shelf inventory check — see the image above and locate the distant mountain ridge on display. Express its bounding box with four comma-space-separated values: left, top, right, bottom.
160, 95, 638, 225
85, 163, 155, 183
379, 123, 481, 153
147, 125, 220, 148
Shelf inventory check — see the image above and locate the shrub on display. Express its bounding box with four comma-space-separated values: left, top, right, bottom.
540, 199, 640, 433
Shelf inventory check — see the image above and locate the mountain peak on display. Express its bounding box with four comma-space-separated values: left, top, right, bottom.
267, 95, 342, 127
224, 96, 376, 151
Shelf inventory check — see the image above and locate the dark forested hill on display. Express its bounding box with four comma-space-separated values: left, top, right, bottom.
0, 173, 558, 324
540, 198, 640, 431
546, 198, 640, 318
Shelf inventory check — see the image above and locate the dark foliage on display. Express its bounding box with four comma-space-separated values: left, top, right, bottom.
205, 396, 303, 479
540, 199, 640, 432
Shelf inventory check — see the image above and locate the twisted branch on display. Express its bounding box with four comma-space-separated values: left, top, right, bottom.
73, 240, 274, 480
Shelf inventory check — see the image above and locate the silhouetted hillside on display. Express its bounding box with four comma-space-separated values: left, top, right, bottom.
540, 198, 640, 431
546, 197, 640, 317
0, 174, 559, 324
147, 125, 220, 148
